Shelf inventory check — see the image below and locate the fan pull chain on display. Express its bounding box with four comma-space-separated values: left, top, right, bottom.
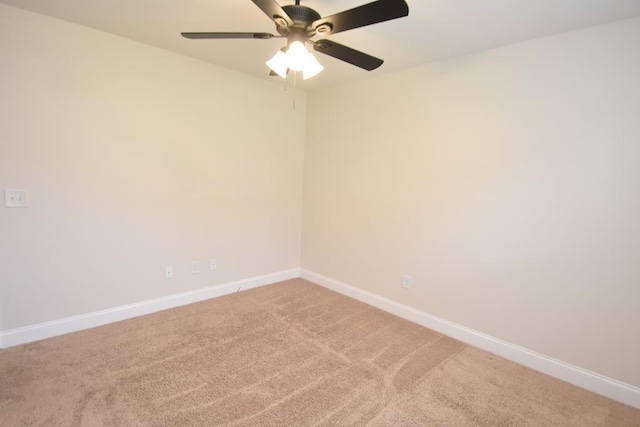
292, 71, 297, 110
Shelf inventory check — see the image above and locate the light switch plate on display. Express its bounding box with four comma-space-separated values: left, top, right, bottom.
4, 189, 29, 208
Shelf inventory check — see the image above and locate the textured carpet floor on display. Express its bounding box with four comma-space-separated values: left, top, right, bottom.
1, 279, 639, 426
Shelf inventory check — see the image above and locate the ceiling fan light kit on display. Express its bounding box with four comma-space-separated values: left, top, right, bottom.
182, 0, 409, 80
266, 40, 324, 80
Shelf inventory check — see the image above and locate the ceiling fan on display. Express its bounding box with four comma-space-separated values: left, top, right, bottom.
181, 0, 410, 80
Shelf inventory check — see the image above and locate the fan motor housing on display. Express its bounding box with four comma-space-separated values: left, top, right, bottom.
277, 5, 322, 36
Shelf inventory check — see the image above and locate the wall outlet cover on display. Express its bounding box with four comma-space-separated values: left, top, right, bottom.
402, 275, 412, 289
4, 189, 29, 208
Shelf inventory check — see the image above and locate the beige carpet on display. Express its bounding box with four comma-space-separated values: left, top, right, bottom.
1, 279, 639, 426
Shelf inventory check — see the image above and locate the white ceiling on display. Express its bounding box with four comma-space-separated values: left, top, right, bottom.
2, 0, 640, 91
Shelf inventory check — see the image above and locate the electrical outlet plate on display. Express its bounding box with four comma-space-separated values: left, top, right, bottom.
402, 275, 412, 289
191, 261, 200, 274
4, 189, 29, 207
165, 266, 173, 279
210, 258, 217, 270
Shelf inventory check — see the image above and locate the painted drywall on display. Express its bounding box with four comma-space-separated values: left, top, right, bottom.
302, 17, 640, 388
0, 4, 306, 330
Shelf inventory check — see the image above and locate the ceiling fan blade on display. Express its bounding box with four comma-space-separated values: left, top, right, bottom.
251, 0, 294, 28
311, 0, 408, 36
313, 40, 383, 71
181, 32, 276, 39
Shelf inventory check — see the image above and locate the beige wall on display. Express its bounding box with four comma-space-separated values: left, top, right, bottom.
302, 17, 640, 388
0, 4, 306, 329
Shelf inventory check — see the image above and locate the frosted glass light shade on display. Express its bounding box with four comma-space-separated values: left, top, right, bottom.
266, 50, 288, 78
303, 53, 324, 80
286, 41, 309, 72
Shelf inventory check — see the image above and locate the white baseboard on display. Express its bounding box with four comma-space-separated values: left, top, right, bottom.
301, 269, 640, 410
3, 267, 638, 410
0, 268, 300, 349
